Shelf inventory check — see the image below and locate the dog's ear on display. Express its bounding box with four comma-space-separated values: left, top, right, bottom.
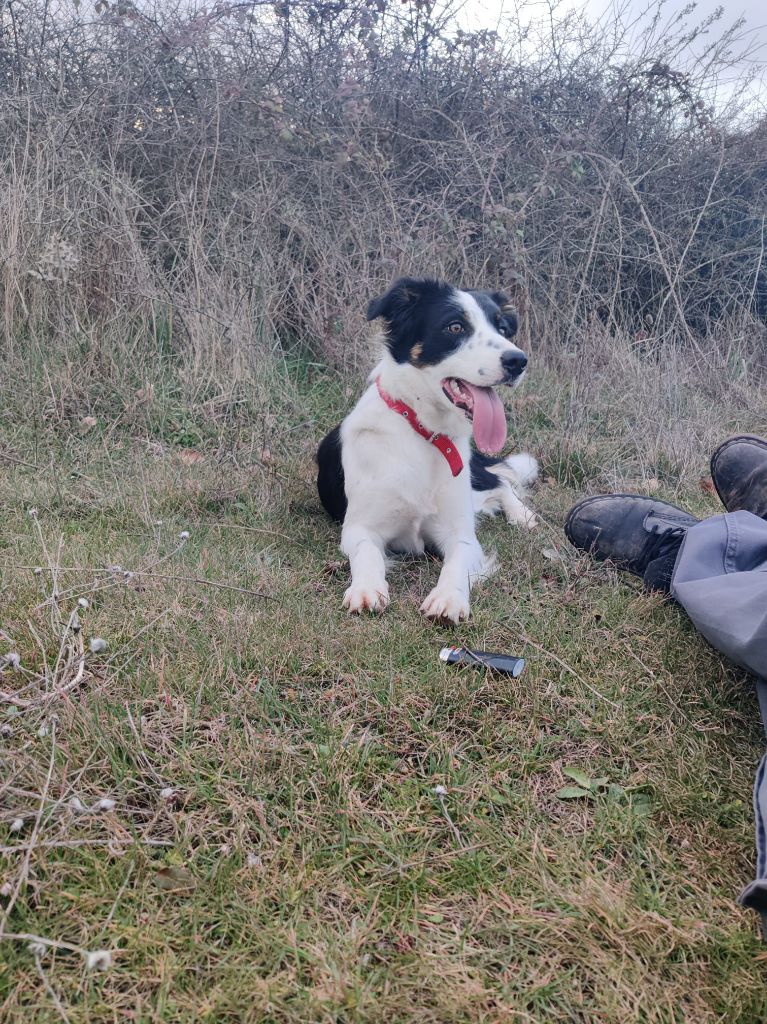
366, 277, 429, 323
367, 277, 449, 363
490, 290, 519, 337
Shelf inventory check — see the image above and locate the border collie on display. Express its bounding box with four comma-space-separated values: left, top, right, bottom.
317, 277, 538, 623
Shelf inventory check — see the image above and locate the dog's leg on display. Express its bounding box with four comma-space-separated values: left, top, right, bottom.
341, 524, 389, 614
499, 484, 539, 529
420, 533, 492, 624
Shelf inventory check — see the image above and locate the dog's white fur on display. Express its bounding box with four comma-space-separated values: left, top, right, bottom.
339, 289, 537, 623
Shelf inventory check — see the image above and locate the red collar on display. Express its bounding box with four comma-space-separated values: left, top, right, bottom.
375, 378, 464, 477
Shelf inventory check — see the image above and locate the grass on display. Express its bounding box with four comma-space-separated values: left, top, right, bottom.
2, 338, 767, 1022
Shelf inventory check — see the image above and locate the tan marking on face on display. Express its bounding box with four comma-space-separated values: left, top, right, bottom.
410, 342, 424, 364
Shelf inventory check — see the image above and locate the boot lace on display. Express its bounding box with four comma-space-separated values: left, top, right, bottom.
630, 522, 686, 572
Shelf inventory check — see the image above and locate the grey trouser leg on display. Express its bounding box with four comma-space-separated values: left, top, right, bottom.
740, 680, 767, 932
671, 511, 767, 678
670, 510, 767, 932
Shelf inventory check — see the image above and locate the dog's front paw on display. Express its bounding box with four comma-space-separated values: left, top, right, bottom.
420, 587, 470, 624
343, 582, 389, 614
502, 498, 539, 530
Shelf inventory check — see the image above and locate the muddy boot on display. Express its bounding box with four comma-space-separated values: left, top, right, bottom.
564, 495, 698, 593
710, 435, 767, 520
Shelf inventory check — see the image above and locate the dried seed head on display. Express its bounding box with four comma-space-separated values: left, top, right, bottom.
179, 530, 191, 540
432, 785, 448, 797
32, 236, 79, 283
28, 941, 47, 957
10, 818, 24, 833
70, 797, 86, 813
84, 949, 112, 971
89, 638, 107, 654
2, 652, 21, 671
160, 787, 175, 800
95, 798, 115, 812
78, 598, 89, 609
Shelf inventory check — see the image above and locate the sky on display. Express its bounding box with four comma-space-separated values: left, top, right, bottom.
458, 0, 767, 112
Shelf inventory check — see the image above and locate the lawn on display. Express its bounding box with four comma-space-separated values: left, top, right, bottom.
2, 339, 767, 1022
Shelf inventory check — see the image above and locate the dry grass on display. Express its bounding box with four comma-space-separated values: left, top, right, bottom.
2, 330, 767, 1021
2, 0, 767, 376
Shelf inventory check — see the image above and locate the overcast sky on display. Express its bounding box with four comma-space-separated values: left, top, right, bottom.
459, 0, 767, 111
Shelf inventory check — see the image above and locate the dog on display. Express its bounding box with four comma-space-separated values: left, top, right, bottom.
316, 276, 538, 623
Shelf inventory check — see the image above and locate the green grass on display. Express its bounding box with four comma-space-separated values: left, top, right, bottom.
2, 352, 767, 1022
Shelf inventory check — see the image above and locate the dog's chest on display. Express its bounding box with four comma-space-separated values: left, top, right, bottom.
340, 385, 472, 544
384, 471, 458, 552
352, 426, 469, 546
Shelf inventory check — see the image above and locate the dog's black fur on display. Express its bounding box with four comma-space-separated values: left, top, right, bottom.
316, 425, 347, 523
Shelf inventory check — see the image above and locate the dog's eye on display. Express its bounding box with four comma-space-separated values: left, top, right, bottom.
496, 318, 508, 336
446, 322, 464, 335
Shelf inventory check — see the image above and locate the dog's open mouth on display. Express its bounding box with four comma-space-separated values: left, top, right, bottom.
441, 378, 507, 455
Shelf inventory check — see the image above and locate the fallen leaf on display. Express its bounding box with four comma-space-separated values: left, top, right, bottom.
556, 786, 591, 800
541, 547, 562, 561
179, 449, 204, 466
646, 477, 660, 493
631, 793, 653, 817
80, 416, 97, 431
699, 476, 716, 495
562, 766, 592, 789
154, 865, 197, 892
487, 787, 516, 807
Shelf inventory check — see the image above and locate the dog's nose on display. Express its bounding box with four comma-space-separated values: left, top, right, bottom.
501, 350, 528, 379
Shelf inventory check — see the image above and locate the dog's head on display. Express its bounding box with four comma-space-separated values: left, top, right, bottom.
367, 277, 527, 454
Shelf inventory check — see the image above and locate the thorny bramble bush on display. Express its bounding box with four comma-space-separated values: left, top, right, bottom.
0, 0, 766, 380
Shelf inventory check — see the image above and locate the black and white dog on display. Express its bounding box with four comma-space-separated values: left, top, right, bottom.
317, 277, 538, 623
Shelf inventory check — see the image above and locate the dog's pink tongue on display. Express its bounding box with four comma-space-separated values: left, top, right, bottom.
463, 383, 507, 454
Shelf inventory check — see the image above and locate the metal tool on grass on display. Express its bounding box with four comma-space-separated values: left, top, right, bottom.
439, 646, 525, 677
